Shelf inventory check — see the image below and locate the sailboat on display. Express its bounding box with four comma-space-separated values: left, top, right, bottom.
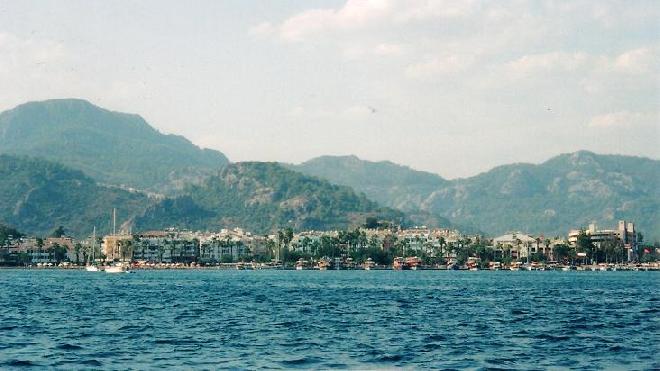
104, 209, 131, 274
85, 226, 100, 272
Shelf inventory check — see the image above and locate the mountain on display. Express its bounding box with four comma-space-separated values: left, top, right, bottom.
0, 99, 229, 192
136, 162, 405, 234
3, 100, 655, 239
0, 155, 152, 237
426, 151, 660, 239
294, 152, 660, 240
290, 155, 447, 211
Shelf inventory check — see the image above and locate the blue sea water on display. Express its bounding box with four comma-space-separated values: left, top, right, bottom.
0, 270, 658, 370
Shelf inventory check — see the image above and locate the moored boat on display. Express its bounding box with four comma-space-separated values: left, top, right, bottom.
295, 258, 308, 270
406, 256, 422, 270
466, 257, 480, 271
317, 258, 331, 270
105, 262, 129, 274
393, 257, 407, 270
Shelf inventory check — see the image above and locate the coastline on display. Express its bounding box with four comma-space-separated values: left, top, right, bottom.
2, 263, 658, 271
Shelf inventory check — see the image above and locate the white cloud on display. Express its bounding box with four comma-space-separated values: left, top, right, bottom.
286, 104, 377, 121
248, 22, 276, 37
507, 47, 659, 77
395, 0, 476, 22
288, 106, 306, 117
614, 47, 657, 74
0, 32, 74, 111
342, 42, 404, 59
506, 52, 596, 77
588, 111, 656, 129
343, 105, 373, 118
405, 54, 475, 79
0, 32, 65, 73
277, 0, 393, 42
373, 43, 403, 56
256, 0, 479, 42
2, 1, 657, 177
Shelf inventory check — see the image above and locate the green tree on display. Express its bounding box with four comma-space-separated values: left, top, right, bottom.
121, 239, 134, 262
74, 243, 82, 265
553, 243, 572, 263
576, 230, 595, 263
52, 243, 68, 264
36, 237, 44, 263
51, 226, 66, 238
17, 251, 31, 266
158, 244, 165, 263
365, 216, 379, 229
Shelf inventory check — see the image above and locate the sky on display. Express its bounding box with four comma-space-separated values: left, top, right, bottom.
0, 0, 658, 179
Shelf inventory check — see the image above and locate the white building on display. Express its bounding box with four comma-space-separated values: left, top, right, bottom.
492, 232, 537, 259
568, 220, 637, 261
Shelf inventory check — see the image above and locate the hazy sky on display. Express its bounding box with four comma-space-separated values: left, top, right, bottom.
1, 0, 658, 178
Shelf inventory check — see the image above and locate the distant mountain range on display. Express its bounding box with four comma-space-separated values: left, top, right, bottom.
0, 99, 228, 193
0, 99, 410, 236
0, 99, 657, 240
294, 152, 660, 239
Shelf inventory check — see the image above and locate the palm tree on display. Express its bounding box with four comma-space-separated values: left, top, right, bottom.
74, 243, 82, 265
535, 237, 541, 256
120, 239, 133, 262
199, 240, 207, 263
437, 237, 446, 263
169, 240, 178, 263
503, 244, 512, 261
515, 238, 522, 261
140, 240, 147, 262
158, 244, 165, 263
36, 237, 44, 264
82, 245, 89, 265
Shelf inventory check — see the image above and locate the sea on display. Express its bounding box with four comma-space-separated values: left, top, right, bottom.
0, 269, 658, 370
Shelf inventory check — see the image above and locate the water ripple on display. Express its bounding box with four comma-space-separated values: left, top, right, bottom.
0, 270, 657, 369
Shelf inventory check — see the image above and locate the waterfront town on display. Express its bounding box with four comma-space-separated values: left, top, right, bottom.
0, 220, 660, 270
1, 219, 657, 271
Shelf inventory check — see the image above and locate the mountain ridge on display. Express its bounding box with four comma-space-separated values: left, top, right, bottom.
0, 154, 152, 237
0, 99, 229, 193
294, 151, 659, 239
2, 99, 657, 240
289, 155, 447, 212
135, 162, 407, 234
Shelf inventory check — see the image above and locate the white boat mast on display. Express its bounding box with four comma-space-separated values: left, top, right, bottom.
92, 226, 96, 263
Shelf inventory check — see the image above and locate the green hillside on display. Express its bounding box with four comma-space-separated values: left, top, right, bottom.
291, 155, 447, 211
295, 152, 660, 239
136, 162, 405, 233
0, 99, 228, 192
426, 151, 659, 239
0, 155, 152, 237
